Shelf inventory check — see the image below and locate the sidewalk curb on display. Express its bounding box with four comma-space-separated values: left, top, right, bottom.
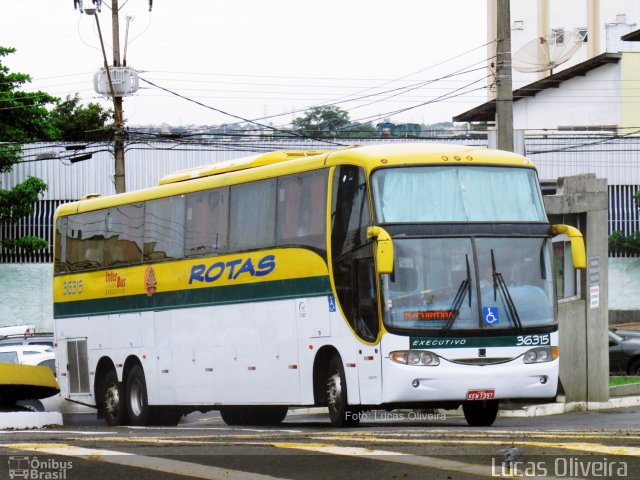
0, 412, 62, 430
290, 396, 640, 419
499, 395, 640, 417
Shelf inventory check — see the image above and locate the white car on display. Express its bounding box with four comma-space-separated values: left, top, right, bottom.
0, 344, 55, 372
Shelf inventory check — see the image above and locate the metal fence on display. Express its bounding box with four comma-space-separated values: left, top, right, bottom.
1, 134, 638, 263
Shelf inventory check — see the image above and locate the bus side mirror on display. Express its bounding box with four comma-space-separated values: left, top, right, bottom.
551, 224, 586, 269
367, 226, 394, 274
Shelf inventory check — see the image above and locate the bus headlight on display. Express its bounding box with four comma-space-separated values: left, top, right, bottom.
523, 347, 557, 364
390, 350, 440, 366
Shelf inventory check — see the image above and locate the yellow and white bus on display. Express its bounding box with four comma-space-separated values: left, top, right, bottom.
53, 143, 585, 427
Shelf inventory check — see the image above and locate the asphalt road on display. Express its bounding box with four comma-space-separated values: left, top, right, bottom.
1, 407, 639, 479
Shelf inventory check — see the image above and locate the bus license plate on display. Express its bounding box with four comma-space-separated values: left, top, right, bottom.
467, 389, 495, 400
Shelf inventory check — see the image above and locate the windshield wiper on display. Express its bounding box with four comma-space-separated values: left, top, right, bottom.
444, 254, 472, 330
490, 249, 523, 329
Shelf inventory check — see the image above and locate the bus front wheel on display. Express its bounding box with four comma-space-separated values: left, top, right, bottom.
100, 369, 127, 426
125, 364, 150, 426
326, 355, 360, 427
462, 400, 499, 427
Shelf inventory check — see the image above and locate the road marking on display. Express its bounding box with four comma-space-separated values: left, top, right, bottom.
126, 426, 304, 434
63, 431, 640, 458
313, 435, 640, 457
1, 443, 292, 480
272, 442, 506, 478
0, 430, 116, 435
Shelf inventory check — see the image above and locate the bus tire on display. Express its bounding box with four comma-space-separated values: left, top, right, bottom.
125, 364, 150, 426
462, 400, 499, 427
100, 369, 127, 426
326, 355, 360, 427
148, 407, 182, 426
219, 406, 287, 426
219, 406, 247, 425
255, 406, 288, 425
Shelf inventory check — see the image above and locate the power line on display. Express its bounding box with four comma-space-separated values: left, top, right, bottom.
137, 76, 348, 146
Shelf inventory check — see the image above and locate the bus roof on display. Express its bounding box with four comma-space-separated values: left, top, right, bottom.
56, 143, 536, 216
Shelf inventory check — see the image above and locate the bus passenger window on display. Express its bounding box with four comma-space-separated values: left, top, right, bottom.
144, 196, 185, 262
229, 179, 276, 251
66, 210, 107, 271
276, 170, 327, 252
105, 203, 144, 267
185, 188, 229, 256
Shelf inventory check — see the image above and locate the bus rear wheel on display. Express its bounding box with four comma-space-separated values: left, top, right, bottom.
100, 369, 127, 426
462, 400, 499, 426
326, 355, 360, 427
125, 364, 149, 426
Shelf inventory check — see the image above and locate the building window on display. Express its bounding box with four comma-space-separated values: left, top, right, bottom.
551, 29, 565, 45
512, 20, 524, 31
576, 27, 588, 42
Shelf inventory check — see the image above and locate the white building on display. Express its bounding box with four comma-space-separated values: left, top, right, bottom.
456, 2, 640, 131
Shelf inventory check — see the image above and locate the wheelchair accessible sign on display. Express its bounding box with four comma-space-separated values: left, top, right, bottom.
483, 307, 499, 326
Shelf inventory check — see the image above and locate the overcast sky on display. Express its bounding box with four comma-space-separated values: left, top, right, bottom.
2, 0, 489, 127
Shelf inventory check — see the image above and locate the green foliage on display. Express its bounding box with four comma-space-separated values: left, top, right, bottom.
609, 230, 640, 256
0, 47, 53, 252
292, 106, 351, 138
0, 177, 47, 223
0, 47, 58, 145
2, 235, 48, 252
49, 94, 112, 141
341, 122, 377, 139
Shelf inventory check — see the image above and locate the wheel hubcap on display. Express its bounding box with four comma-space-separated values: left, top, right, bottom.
327, 372, 342, 409
130, 380, 143, 417
105, 385, 119, 416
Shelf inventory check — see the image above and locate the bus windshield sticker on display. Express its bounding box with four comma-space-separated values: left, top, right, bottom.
328, 295, 336, 312
404, 311, 456, 321
482, 307, 499, 326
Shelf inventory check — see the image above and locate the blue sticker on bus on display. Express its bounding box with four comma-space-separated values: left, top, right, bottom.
328, 295, 336, 312
483, 307, 499, 325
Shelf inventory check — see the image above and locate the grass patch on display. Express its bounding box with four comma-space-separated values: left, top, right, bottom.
609, 376, 640, 387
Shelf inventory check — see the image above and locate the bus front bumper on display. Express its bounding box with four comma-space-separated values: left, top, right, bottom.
381, 358, 558, 404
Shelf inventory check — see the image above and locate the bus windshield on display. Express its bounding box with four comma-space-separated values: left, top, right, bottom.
381, 237, 555, 332
371, 166, 547, 222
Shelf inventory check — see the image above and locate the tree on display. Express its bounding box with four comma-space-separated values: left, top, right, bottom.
341, 122, 377, 139
49, 94, 112, 142
0, 47, 52, 251
292, 106, 351, 138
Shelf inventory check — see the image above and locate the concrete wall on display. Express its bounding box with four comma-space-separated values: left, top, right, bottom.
513, 62, 621, 130
609, 257, 640, 325
544, 173, 609, 403
0, 264, 53, 332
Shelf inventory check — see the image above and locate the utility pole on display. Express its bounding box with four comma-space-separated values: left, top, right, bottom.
496, 0, 514, 152
111, 0, 126, 194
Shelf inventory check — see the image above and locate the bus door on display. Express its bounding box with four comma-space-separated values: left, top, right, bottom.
331, 165, 382, 405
